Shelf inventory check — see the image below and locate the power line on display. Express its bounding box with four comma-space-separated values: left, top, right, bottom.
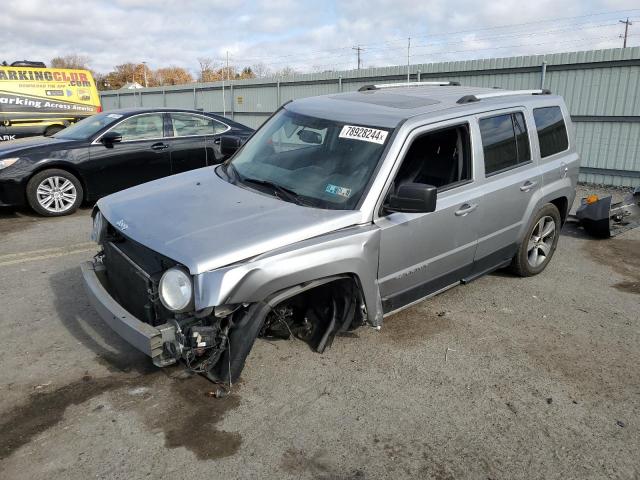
229, 21, 625, 69
284, 32, 635, 73
225, 9, 640, 63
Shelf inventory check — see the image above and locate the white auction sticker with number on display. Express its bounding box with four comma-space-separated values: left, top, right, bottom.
339, 125, 388, 144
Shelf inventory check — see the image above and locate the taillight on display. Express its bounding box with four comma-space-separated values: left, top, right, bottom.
97, 106, 103, 113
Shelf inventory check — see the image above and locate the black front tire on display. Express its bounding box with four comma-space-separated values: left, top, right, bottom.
511, 203, 561, 277
26, 169, 83, 217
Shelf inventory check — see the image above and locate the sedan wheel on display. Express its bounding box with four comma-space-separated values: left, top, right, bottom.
36, 176, 77, 213
26, 169, 84, 217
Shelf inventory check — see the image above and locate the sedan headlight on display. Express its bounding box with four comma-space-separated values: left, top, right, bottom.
159, 267, 194, 312
0, 157, 19, 170
91, 211, 106, 243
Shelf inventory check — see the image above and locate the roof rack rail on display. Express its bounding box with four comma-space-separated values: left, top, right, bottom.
456, 89, 551, 104
359, 81, 460, 92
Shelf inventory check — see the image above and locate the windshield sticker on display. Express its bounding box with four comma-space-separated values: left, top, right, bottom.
325, 184, 352, 198
106, 113, 123, 119
339, 125, 388, 144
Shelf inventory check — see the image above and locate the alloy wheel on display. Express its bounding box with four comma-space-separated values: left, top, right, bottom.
527, 215, 556, 268
36, 176, 77, 213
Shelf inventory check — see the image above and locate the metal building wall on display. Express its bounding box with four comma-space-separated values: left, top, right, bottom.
100, 47, 640, 186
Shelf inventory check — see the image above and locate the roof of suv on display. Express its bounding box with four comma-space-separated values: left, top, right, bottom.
285, 85, 562, 128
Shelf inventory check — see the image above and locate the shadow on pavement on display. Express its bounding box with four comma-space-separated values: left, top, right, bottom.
49, 266, 156, 376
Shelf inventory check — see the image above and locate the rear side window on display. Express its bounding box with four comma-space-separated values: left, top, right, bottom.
479, 112, 531, 176
533, 106, 569, 157
170, 113, 228, 137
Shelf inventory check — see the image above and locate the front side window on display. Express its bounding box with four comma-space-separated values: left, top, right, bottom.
170, 113, 228, 137
391, 124, 472, 193
227, 109, 392, 210
533, 106, 569, 158
54, 112, 120, 140
479, 112, 531, 176
114, 113, 164, 141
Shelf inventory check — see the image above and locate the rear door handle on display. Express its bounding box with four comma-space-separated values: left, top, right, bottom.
151, 142, 168, 151
454, 203, 478, 216
213, 137, 221, 145
520, 180, 538, 192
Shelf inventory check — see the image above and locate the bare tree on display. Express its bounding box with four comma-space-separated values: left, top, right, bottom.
251, 62, 270, 78
197, 57, 220, 82
50, 54, 90, 70
275, 66, 297, 78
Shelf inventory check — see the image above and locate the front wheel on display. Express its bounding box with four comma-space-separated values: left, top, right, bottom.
26, 169, 83, 216
511, 203, 561, 277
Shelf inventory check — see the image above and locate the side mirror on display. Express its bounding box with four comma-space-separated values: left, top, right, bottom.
219, 135, 243, 157
387, 183, 437, 213
298, 129, 322, 144
100, 131, 122, 146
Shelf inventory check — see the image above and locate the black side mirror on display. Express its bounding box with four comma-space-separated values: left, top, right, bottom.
100, 131, 122, 146
388, 183, 437, 213
220, 135, 243, 157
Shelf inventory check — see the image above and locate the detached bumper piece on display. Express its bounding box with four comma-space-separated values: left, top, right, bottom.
80, 260, 176, 367
575, 187, 640, 238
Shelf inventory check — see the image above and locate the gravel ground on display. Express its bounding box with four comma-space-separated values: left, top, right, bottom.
0, 185, 638, 480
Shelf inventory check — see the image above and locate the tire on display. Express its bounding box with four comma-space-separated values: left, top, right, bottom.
44, 125, 64, 137
510, 203, 561, 277
26, 169, 83, 217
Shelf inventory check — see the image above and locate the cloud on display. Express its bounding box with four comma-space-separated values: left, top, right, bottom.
0, 0, 636, 75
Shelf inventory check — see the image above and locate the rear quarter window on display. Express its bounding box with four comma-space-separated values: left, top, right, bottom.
533, 106, 569, 158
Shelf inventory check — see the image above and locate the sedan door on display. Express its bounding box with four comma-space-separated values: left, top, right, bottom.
88, 113, 171, 197
166, 112, 228, 174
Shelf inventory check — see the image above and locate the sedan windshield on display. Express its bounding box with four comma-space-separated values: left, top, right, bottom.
54, 112, 122, 140
227, 109, 391, 210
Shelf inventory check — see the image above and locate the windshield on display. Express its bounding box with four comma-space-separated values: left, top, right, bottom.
228, 109, 391, 210
54, 112, 122, 140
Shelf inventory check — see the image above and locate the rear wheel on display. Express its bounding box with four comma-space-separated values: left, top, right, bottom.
26, 169, 83, 216
511, 203, 561, 277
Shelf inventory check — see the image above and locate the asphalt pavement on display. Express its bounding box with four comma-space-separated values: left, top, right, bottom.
0, 186, 638, 480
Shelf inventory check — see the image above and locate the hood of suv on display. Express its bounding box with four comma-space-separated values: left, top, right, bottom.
98, 167, 363, 274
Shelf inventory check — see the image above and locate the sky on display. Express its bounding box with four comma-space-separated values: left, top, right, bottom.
1, 0, 638, 77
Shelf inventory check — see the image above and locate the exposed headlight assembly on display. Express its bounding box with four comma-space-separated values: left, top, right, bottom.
91, 211, 107, 243
159, 267, 194, 312
0, 157, 19, 170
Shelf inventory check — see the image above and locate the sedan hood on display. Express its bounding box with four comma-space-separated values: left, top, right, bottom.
0, 136, 79, 156
98, 167, 363, 274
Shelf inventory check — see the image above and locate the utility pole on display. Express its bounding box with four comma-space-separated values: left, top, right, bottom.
620, 18, 632, 48
407, 37, 411, 83
222, 51, 228, 117
142, 61, 148, 88
352, 45, 363, 70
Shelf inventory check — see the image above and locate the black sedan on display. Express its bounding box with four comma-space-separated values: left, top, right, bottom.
0, 108, 253, 216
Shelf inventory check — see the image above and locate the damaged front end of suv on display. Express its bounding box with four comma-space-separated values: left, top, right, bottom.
82, 205, 381, 384
81, 105, 389, 384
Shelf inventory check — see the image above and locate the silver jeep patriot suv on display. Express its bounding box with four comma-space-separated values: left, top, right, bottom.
82, 82, 579, 383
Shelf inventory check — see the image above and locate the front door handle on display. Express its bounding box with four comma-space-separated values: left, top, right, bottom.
454, 203, 478, 216
520, 180, 538, 192
151, 142, 168, 151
